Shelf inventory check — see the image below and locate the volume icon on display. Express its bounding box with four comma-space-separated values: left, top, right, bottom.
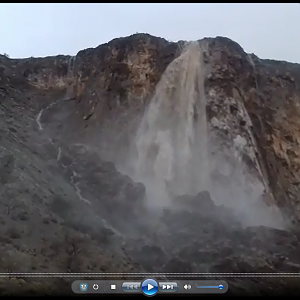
184, 284, 191, 290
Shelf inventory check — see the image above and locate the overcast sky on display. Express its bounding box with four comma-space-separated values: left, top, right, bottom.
0, 3, 299, 62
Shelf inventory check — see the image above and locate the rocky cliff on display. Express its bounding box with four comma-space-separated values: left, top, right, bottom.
1, 33, 300, 296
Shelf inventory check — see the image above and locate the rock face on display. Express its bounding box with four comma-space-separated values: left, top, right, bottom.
6, 34, 300, 222
1, 33, 300, 295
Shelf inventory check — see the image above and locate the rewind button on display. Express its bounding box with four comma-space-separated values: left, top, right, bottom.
122, 282, 141, 292
159, 282, 178, 292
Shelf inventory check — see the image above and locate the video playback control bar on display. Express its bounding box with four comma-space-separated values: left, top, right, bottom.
72, 279, 228, 296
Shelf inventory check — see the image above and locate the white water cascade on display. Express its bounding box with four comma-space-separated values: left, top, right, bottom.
133, 41, 209, 206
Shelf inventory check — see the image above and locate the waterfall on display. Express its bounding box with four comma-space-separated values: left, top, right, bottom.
133, 41, 208, 206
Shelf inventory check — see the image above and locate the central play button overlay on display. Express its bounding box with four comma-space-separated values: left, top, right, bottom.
141, 279, 158, 296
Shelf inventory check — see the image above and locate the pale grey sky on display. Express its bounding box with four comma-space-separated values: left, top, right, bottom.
0, 3, 299, 62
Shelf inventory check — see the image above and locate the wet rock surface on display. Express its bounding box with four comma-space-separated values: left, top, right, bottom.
120, 190, 300, 295
123, 191, 300, 272
1, 33, 300, 295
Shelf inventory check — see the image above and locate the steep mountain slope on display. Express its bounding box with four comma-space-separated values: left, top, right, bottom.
1, 33, 300, 295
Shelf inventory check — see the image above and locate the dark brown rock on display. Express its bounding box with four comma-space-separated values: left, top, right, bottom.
1, 33, 300, 296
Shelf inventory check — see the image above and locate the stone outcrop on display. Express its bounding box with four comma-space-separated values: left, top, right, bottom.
1, 33, 300, 295
11, 33, 299, 225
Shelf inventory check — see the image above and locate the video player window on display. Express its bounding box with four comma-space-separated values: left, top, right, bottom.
1, 2, 299, 297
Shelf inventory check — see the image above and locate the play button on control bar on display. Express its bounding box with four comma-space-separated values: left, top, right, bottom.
141, 279, 158, 296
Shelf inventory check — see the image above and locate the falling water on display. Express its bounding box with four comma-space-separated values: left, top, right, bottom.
134, 41, 208, 206
128, 41, 286, 228
64, 55, 77, 100
67, 55, 76, 76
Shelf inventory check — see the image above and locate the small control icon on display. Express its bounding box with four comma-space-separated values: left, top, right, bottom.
184, 284, 191, 290
159, 282, 178, 292
141, 279, 158, 296
80, 283, 88, 292
122, 282, 141, 292
93, 284, 99, 290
